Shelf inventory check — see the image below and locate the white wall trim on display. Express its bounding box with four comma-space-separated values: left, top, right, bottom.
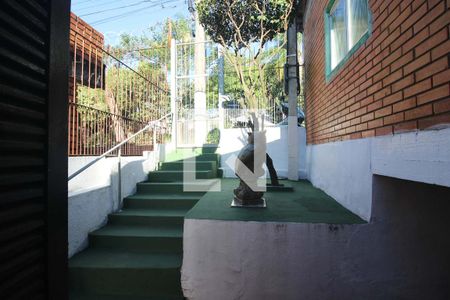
305, 128, 450, 221
371, 128, 450, 187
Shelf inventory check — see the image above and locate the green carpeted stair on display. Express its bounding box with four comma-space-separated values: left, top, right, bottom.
69, 150, 220, 300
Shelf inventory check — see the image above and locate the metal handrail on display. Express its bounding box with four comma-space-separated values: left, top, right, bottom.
68, 112, 172, 181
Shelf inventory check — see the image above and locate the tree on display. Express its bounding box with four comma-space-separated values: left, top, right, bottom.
108, 14, 192, 64
80, 16, 191, 142
197, 0, 295, 110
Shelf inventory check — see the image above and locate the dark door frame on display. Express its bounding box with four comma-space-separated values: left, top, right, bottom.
46, 0, 71, 298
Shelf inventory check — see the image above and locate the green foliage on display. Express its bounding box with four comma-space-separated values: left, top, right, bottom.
76, 86, 108, 112
150, 15, 192, 43
207, 39, 286, 108
109, 15, 192, 61
73, 16, 187, 149
162, 132, 172, 143
206, 128, 220, 144
98, 15, 189, 122
197, 0, 295, 110
75, 86, 112, 146
197, 0, 293, 48
105, 63, 169, 122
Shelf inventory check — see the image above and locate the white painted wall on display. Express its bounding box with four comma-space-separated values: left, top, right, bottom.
306, 138, 373, 221
219, 126, 307, 179
306, 127, 450, 221
182, 178, 450, 300
68, 144, 167, 257
371, 128, 450, 187
68, 185, 116, 258
182, 219, 334, 300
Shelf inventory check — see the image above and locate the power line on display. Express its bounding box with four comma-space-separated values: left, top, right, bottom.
72, 0, 111, 9
72, 0, 95, 6
90, 0, 182, 26
73, 0, 124, 13
79, 0, 157, 17
95, 5, 177, 25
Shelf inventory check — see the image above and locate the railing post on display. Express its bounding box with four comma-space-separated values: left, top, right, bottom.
118, 147, 122, 209
152, 126, 157, 151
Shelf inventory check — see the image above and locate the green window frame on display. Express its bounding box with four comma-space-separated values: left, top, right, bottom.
325, 0, 372, 82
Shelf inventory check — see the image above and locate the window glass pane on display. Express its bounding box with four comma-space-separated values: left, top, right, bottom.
329, 0, 347, 69
348, 0, 369, 48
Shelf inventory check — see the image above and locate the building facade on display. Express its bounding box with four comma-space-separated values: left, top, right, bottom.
69, 12, 104, 99
68, 13, 105, 155
302, 0, 450, 220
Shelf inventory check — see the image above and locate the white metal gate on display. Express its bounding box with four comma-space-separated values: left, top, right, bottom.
170, 37, 287, 147
173, 40, 220, 147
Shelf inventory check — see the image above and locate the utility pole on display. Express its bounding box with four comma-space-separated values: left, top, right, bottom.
287, 14, 299, 180
218, 45, 225, 130
167, 18, 172, 46
170, 38, 177, 148
194, 2, 207, 147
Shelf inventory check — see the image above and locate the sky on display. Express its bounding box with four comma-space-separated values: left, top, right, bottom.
71, 0, 191, 45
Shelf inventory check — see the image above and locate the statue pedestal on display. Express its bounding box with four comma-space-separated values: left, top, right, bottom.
231, 197, 266, 208
267, 184, 294, 192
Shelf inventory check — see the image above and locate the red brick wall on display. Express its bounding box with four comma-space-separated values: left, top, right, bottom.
303, 0, 450, 144
68, 13, 104, 154
70, 12, 104, 55
69, 12, 104, 103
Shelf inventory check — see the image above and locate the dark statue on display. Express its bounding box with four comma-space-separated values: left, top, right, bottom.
233, 131, 266, 206
232, 114, 283, 207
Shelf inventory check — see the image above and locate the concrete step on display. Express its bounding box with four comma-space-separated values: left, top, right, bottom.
108, 209, 189, 227
70, 293, 183, 300
70, 249, 183, 298
123, 194, 201, 210
148, 169, 215, 182
158, 160, 217, 171
69, 151, 222, 299
195, 153, 220, 163
137, 181, 218, 194
89, 225, 183, 253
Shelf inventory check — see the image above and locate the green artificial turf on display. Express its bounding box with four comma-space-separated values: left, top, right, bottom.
185, 179, 366, 224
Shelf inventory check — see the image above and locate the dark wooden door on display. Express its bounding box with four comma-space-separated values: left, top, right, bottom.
0, 0, 70, 299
